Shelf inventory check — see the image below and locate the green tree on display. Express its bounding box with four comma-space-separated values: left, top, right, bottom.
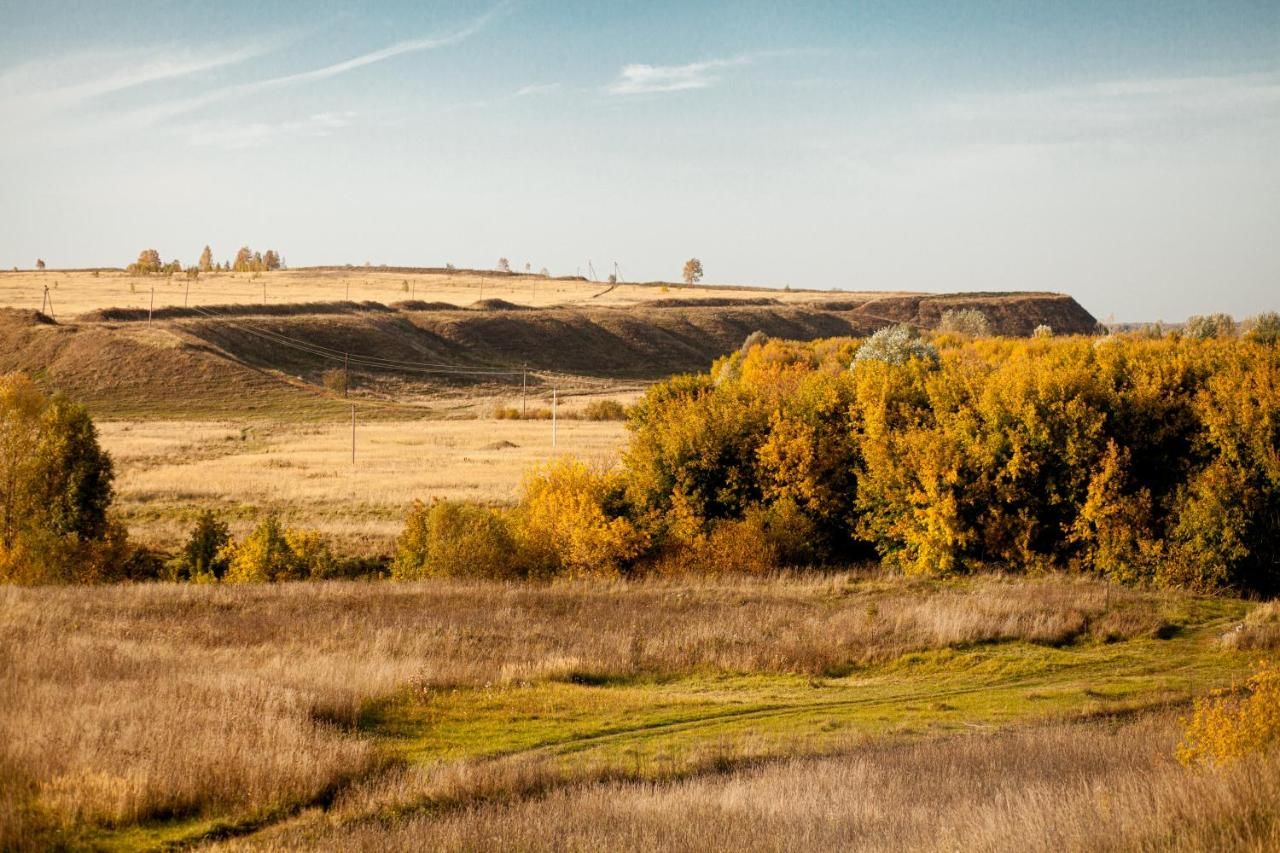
682, 258, 703, 285
0, 374, 119, 583
173, 510, 232, 580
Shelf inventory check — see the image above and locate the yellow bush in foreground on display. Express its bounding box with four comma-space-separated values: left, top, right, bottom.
1179, 660, 1280, 766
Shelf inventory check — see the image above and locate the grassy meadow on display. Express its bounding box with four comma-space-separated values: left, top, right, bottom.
97, 417, 630, 552
2, 573, 1273, 851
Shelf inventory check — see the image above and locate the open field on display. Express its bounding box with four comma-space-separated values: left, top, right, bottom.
0, 267, 901, 317
1, 573, 1272, 851
98, 417, 630, 550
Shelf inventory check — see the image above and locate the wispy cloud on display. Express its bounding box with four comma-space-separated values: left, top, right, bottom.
186, 111, 358, 150
607, 56, 751, 95
0, 41, 280, 116
127, 3, 509, 126
514, 82, 561, 98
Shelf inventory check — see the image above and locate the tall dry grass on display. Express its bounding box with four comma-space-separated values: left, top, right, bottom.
0, 574, 1174, 847
226, 715, 1280, 852
96, 417, 628, 551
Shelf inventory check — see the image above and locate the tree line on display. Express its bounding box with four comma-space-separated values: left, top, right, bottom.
126, 246, 283, 275
4, 312, 1279, 591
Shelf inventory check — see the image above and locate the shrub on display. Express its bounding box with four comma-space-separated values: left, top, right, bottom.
169, 510, 231, 581
322, 369, 348, 395
1244, 312, 1280, 345
392, 499, 517, 579
1032, 324, 1053, 338
582, 399, 627, 421
852, 325, 938, 366
517, 459, 645, 577
937, 308, 992, 337
1179, 660, 1280, 766
493, 405, 521, 420
1185, 313, 1236, 340
222, 517, 335, 582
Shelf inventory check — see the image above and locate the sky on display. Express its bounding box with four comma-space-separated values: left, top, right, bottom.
0, 1, 1277, 321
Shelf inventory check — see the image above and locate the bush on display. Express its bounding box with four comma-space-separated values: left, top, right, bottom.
392, 499, 517, 579
322, 369, 347, 395
223, 516, 335, 582
1179, 660, 1280, 766
853, 325, 938, 366
517, 459, 645, 577
169, 510, 231, 581
582, 399, 627, 421
937, 309, 992, 337
1032, 324, 1053, 338
1244, 312, 1280, 345
1185, 313, 1236, 339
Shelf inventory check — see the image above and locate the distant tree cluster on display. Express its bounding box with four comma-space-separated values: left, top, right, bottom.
233, 247, 282, 273
125, 246, 283, 275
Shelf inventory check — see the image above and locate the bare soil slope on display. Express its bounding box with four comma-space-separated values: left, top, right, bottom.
0, 292, 1097, 416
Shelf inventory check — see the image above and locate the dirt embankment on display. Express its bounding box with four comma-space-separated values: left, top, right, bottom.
0, 292, 1097, 414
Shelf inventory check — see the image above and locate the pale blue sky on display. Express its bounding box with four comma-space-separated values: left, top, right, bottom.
1, 1, 1277, 320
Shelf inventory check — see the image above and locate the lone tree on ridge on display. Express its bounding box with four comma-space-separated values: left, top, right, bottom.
682, 258, 703, 285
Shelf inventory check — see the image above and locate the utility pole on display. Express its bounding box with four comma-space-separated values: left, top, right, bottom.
411, 280, 416, 300
148, 286, 154, 326
551, 388, 557, 449
522, 364, 528, 416
40, 285, 48, 315
346, 280, 350, 301
351, 405, 356, 465
184, 278, 190, 307
343, 353, 349, 397
480, 276, 485, 302
262, 279, 267, 305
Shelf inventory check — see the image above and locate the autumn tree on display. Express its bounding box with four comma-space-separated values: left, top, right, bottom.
0, 373, 120, 583
198, 245, 214, 272
496, 257, 511, 273
262, 249, 280, 271
682, 258, 703, 284
233, 246, 253, 272
129, 249, 162, 274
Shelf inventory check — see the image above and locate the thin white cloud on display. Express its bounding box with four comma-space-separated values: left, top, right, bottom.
514, 82, 561, 98
132, 4, 508, 126
187, 111, 358, 150
0, 41, 279, 115
607, 56, 751, 95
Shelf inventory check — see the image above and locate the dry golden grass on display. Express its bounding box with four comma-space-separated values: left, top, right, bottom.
97, 417, 629, 550
1221, 601, 1280, 651
233, 715, 1280, 853
0, 574, 1173, 847
0, 268, 886, 317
